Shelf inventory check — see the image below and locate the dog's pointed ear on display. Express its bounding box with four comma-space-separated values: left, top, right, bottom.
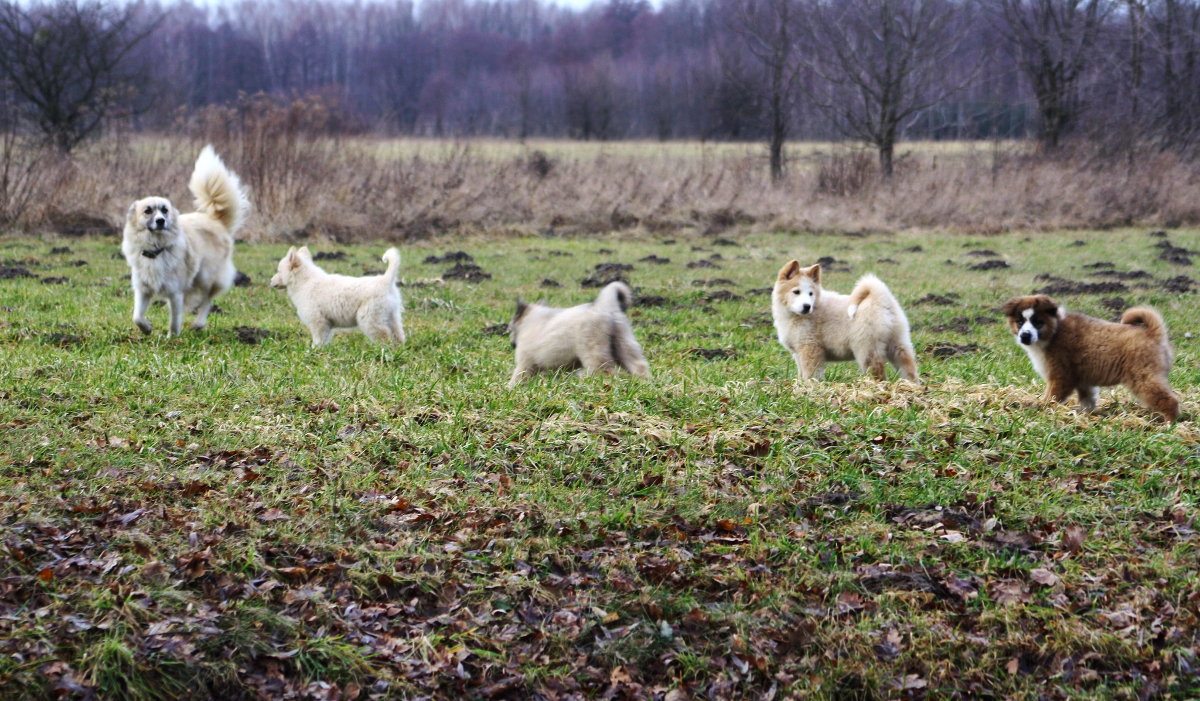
779, 260, 801, 281
296, 246, 313, 262
126, 202, 137, 223
807, 264, 821, 284
514, 298, 529, 320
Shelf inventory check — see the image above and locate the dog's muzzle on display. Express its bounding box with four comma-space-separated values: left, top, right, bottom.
800, 304, 812, 314
1019, 331, 1033, 345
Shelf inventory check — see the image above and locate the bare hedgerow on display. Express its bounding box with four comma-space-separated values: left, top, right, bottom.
815, 151, 877, 197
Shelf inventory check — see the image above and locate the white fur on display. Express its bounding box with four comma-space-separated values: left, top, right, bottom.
508, 282, 649, 387
122, 145, 249, 337
773, 266, 919, 382
271, 247, 405, 348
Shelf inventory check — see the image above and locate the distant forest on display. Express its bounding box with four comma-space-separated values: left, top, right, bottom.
3, 0, 1200, 154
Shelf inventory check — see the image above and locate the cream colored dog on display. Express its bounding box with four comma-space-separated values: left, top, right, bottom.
508, 281, 650, 387
772, 261, 919, 381
122, 145, 250, 337
271, 246, 405, 348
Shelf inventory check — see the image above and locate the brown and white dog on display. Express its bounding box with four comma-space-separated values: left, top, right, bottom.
772, 261, 919, 382
1002, 295, 1180, 421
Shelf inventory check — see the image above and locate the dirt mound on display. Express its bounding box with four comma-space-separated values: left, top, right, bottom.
688, 347, 736, 360
312, 251, 347, 261
692, 278, 736, 287
0, 267, 36, 280
49, 210, 117, 237
444, 262, 491, 283
234, 327, 277, 344
635, 295, 669, 307
965, 249, 998, 257
968, 259, 1009, 271
686, 259, 718, 269
701, 290, 742, 303
540, 278, 561, 288
913, 293, 960, 306
581, 262, 631, 288
1034, 274, 1128, 295
638, 255, 671, 264
1088, 269, 1151, 280
423, 251, 473, 264
928, 342, 980, 358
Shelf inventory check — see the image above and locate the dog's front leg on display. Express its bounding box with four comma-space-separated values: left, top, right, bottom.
309, 321, 334, 348
167, 293, 185, 337
795, 349, 825, 381
191, 296, 214, 330
132, 287, 153, 335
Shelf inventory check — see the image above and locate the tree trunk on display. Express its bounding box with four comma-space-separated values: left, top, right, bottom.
879, 140, 894, 178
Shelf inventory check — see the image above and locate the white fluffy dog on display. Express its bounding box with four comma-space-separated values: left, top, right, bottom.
508, 281, 650, 387
122, 145, 250, 337
271, 246, 405, 348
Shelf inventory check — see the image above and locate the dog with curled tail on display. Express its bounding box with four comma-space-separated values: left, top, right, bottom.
122, 145, 251, 337
508, 281, 650, 387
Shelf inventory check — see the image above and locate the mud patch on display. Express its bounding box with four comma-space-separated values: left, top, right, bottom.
234, 327, 277, 345
69, 260, 87, 267
50, 246, 72, 255
688, 347, 736, 360
913, 293, 960, 306
928, 342, 980, 358
423, 251, 473, 264
692, 278, 736, 287
639, 255, 671, 264
965, 249, 998, 257
968, 259, 1009, 271
1155, 240, 1195, 266
877, 258, 898, 264
234, 271, 252, 287
43, 332, 84, 347
1100, 297, 1127, 313
928, 317, 973, 334
1034, 274, 1128, 295
1088, 269, 1151, 280
444, 263, 492, 283
701, 290, 742, 303
540, 278, 562, 288
902, 245, 923, 253
712, 238, 739, 247
582, 262, 632, 288
40, 276, 68, 285
635, 295, 669, 307
686, 259, 718, 269
312, 251, 347, 262
1083, 261, 1114, 270
1164, 275, 1195, 293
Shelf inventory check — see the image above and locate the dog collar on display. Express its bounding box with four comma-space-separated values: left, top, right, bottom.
142, 246, 168, 259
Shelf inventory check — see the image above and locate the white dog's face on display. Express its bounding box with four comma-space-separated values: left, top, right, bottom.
271, 246, 311, 289
775, 260, 821, 315
127, 197, 177, 234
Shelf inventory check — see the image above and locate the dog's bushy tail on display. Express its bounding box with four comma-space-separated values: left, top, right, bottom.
381, 248, 401, 284
189, 145, 251, 236
1123, 306, 1171, 347
595, 281, 633, 313
846, 273, 888, 319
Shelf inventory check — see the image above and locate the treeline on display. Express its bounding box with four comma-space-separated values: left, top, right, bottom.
3, 0, 1200, 158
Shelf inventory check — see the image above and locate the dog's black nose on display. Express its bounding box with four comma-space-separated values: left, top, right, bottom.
154, 218, 165, 228
800, 304, 811, 313
1019, 331, 1033, 344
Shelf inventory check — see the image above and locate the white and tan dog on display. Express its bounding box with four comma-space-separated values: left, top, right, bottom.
271, 246, 405, 348
508, 281, 650, 387
122, 145, 250, 337
772, 261, 919, 381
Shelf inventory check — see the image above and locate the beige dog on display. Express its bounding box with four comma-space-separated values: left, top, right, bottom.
1003, 295, 1179, 421
271, 246, 405, 348
772, 261, 919, 381
122, 145, 250, 337
508, 281, 650, 387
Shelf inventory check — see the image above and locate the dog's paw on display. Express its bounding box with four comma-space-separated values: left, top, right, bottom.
847, 305, 857, 320
135, 319, 152, 335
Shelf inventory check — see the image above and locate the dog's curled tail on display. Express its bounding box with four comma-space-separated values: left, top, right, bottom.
189, 145, 251, 236
1122, 306, 1170, 346
381, 248, 402, 284
595, 281, 634, 313
846, 273, 887, 320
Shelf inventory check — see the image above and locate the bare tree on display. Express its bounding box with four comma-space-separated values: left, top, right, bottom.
1151, 0, 1200, 151
723, 0, 805, 181
0, 0, 158, 153
992, 0, 1111, 150
804, 0, 979, 176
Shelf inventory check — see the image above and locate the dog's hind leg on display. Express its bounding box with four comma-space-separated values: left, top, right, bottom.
611, 321, 649, 378
167, 292, 185, 337
889, 343, 920, 382
132, 287, 153, 335
1076, 385, 1099, 413
308, 320, 334, 348
1128, 377, 1181, 422
191, 293, 215, 330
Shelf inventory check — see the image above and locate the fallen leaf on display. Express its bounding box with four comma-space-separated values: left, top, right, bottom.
258, 508, 289, 522
1006, 658, 1020, 675
990, 579, 1031, 607
38, 568, 53, 582
1063, 524, 1086, 553
1030, 568, 1059, 587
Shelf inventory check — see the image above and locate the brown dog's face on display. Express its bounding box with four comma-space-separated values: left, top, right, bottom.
774, 260, 822, 315
1002, 295, 1064, 346
127, 197, 177, 234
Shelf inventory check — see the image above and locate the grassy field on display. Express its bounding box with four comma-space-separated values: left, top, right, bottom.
0, 226, 1198, 699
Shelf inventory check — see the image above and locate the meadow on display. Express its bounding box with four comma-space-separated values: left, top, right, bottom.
0, 224, 1199, 699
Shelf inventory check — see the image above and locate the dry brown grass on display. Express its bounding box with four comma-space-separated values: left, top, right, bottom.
4, 98, 1200, 241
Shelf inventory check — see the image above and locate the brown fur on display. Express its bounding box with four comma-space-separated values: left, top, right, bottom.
1002, 295, 1180, 421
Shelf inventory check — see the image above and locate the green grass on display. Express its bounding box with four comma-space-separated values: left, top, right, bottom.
0, 227, 1198, 699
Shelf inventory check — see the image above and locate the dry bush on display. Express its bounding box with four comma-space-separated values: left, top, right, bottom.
5, 104, 1200, 240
